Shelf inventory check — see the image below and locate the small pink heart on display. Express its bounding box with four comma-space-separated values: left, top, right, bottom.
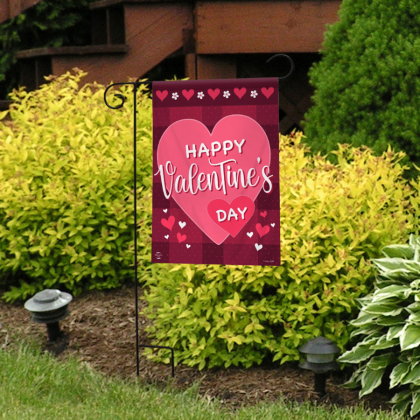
260, 211, 267, 218
208, 197, 255, 238
261, 87, 274, 99
161, 215, 175, 230
177, 232, 187, 243
182, 89, 194, 100
208, 88, 220, 100
256, 223, 270, 238
234, 87, 246, 99
156, 90, 168, 101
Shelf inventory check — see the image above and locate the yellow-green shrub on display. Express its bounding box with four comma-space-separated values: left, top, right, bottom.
142, 133, 420, 369
0, 69, 152, 301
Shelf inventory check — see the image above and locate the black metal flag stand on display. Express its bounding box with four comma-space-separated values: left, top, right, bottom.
103, 54, 294, 379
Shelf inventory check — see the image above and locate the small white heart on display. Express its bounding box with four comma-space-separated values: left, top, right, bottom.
186, 244, 191, 248
257, 157, 261, 163
164, 235, 169, 239
163, 209, 168, 213
255, 243, 263, 251
271, 223, 275, 227
247, 232, 253, 238
179, 221, 186, 229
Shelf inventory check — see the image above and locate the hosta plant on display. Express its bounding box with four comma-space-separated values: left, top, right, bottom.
339, 235, 420, 417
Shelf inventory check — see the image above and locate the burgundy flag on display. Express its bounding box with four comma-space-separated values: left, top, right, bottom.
152, 78, 279, 266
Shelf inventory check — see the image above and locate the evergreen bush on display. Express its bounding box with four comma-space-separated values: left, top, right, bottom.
303, 0, 420, 175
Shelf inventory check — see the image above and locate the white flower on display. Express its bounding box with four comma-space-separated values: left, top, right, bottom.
172, 92, 179, 100
251, 90, 258, 98
197, 91, 204, 99
223, 91, 230, 98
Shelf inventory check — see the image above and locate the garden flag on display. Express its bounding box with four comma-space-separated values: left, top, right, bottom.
152, 78, 279, 266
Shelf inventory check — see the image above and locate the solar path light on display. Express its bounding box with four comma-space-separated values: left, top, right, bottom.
24, 289, 72, 342
299, 336, 340, 397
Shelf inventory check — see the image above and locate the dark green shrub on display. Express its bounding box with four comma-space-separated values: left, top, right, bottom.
142, 134, 420, 369
303, 0, 420, 175
339, 235, 420, 417
0, 69, 152, 301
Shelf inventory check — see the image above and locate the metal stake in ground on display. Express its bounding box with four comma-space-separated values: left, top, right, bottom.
24, 289, 73, 342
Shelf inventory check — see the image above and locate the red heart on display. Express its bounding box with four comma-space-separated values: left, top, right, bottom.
177, 232, 187, 243
261, 87, 274, 99
234, 87, 246, 99
260, 211, 267, 218
156, 90, 168, 101
208, 88, 220, 100
161, 216, 175, 230
182, 89, 194, 100
256, 223, 270, 238
208, 197, 255, 237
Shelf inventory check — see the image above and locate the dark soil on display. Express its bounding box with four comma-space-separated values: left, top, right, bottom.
0, 285, 393, 411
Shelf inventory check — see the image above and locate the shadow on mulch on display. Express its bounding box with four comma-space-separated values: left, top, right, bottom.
0, 285, 393, 412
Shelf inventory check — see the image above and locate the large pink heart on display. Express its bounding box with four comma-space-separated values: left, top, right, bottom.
156, 115, 271, 245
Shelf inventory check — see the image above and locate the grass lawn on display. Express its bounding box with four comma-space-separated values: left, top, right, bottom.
0, 344, 406, 420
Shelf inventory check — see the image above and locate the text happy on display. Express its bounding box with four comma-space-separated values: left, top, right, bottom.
186, 139, 245, 159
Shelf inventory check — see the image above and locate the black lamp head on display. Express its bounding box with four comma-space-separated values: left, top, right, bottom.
24, 289, 72, 341
299, 336, 340, 374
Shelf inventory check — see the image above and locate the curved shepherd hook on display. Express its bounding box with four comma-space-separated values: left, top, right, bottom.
103, 54, 295, 379
266, 53, 295, 80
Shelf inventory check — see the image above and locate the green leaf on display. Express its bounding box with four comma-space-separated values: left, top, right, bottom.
367, 353, 395, 370
400, 362, 420, 385
390, 362, 411, 389
360, 367, 385, 397
177, 310, 192, 319
410, 235, 420, 251
375, 314, 406, 327
371, 284, 412, 302
407, 311, 420, 324
411, 392, 420, 417
382, 244, 414, 259
387, 324, 405, 341
394, 398, 411, 415
400, 325, 420, 351
372, 258, 420, 275
371, 335, 399, 350
338, 338, 377, 364
343, 367, 363, 389
350, 325, 381, 339
364, 303, 403, 317
391, 388, 413, 404
407, 301, 420, 312
351, 312, 377, 327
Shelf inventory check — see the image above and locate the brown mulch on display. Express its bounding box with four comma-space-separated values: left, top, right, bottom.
0, 285, 393, 411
